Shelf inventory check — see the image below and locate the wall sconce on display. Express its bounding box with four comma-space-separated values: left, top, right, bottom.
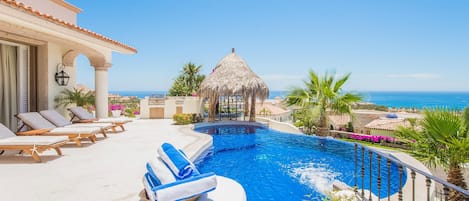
55, 63, 70, 86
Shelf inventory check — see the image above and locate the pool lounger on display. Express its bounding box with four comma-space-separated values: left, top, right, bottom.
68, 107, 132, 131
39, 110, 112, 136
16, 112, 103, 146
0, 123, 67, 162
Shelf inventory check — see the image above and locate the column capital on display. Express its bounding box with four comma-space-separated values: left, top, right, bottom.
93, 63, 112, 71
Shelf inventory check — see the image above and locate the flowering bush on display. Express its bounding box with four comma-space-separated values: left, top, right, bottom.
349, 133, 395, 143
109, 104, 124, 111
133, 110, 140, 115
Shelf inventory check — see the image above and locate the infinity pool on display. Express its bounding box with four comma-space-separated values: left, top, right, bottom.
194, 123, 406, 201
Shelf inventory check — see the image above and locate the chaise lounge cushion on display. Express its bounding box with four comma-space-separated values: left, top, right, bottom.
0, 124, 68, 145
143, 172, 217, 201
17, 112, 102, 134
69, 107, 133, 123
39, 110, 72, 127
40, 110, 113, 129
17, 112, 57, 130
68, 107, 95, 120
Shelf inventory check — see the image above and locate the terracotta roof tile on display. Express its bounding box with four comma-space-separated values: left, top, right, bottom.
1, 0, 137, 53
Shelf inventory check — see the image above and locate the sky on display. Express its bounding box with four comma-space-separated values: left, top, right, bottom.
67, 0, 469, 92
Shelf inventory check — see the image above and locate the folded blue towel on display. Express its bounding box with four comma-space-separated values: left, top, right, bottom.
143, 172, 217, 201
157, 143, 193, 179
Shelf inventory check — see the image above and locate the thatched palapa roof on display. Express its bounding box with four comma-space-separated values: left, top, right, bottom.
199, 49, 269, 99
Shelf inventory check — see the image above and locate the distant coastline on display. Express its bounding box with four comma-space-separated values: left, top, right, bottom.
109, 90, 469, 110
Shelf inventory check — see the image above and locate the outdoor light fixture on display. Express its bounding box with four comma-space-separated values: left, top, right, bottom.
55, 63, 70, 86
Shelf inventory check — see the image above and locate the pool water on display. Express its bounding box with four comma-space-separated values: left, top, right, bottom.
195, 124, 406, 201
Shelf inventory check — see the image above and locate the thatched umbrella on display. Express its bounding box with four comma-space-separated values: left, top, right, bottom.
200, 48, 269, 122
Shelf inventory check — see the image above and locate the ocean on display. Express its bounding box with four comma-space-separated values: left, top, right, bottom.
109, 90, 469, 110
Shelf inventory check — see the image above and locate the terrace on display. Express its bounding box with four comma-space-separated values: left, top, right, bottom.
0, 119, 467, 200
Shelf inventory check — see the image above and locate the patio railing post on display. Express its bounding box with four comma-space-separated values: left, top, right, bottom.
426, 177, 431, 201
377, 154, 381, 200
362, 146, 365, 199
354, 143, 358, 195
398, 165, 403, 201
369, 151, 373, 201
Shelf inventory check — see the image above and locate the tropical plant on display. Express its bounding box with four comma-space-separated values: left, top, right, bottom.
285, 70, 362, 136
293, 107, 320, 134
54, 88, 95, 108
168, 62, 206, 96
397, 108, 469, 201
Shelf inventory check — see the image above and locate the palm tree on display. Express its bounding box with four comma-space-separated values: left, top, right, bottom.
54, 88, 95, 108
397, 108, 469, 201
168, 62, 205, 96
182, 62, 205, 95
285, 70, 362, 136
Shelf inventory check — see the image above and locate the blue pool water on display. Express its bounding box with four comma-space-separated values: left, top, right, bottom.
195, 124, 406, 201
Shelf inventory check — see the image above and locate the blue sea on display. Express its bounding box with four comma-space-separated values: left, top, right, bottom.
110, 90, 469, 110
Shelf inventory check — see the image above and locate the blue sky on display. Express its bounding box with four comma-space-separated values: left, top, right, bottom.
68, 0, 469, 92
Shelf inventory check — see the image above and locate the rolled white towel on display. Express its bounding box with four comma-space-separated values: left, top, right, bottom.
143, 172, 218, 201
146, 157, 177, 185
157, 143, 193, 179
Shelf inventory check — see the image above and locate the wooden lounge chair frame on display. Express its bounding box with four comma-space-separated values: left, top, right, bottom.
0, 142, 66, 162
0, 129, 67, 162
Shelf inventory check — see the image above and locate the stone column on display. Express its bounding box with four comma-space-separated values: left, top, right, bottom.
94, 66, 109, 118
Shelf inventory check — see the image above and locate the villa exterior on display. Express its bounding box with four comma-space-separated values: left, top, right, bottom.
0, 0, 136, 130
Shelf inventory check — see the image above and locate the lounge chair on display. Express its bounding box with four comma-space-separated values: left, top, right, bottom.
142, 143, 217, 201
0, 123, 67, 162
39, 110, 114, 134
68, 107, 132, 131
16, 112, 104, 146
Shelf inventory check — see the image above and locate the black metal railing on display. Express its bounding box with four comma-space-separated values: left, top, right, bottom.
353, 143, 469, 201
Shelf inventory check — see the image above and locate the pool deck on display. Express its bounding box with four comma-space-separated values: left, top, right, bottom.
0, 119, 217, 201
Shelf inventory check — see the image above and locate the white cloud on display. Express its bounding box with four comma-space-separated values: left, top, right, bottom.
385, 73, 440, 79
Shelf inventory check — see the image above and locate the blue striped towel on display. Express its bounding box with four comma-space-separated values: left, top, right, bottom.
157, 143, 193, 179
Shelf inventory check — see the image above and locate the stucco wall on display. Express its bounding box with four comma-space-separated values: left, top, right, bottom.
44, 42, 75, 115
182, 97, 203, 114
17, 0, 78, 24
140, 97, 203, 119
369, 129, 396, 137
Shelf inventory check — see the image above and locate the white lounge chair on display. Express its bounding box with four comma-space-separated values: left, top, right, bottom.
68, 107, 132, 131
39, 110, 114, 134
16, 112, 104, 146
0, 123, 67, 162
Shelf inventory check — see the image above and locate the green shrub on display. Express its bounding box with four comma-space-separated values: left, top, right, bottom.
173, 113, 193, 125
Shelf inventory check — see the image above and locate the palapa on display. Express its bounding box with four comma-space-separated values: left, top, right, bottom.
200, 48, 269, 122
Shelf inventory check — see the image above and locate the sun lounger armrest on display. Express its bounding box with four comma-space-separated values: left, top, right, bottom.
16, 129, 50, 136
144, 172, 217, 201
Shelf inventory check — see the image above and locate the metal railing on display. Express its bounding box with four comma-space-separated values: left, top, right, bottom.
353, 143, 469, 201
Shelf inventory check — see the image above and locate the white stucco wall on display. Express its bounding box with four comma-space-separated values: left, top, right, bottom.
46, 42, 76, 115
182, 97, 203, 114
17, 0, 78, 24
369, 129, 396, 137
140, 97, 203, 119
164, 99, 177, 119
